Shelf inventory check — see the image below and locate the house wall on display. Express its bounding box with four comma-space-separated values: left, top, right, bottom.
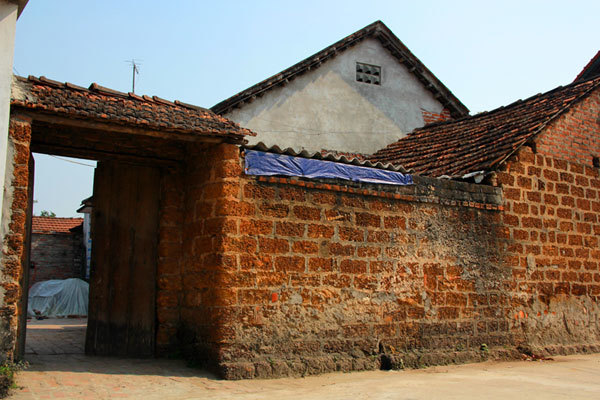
174, 144, 247, 367
0, 115, 31, 362
223, 38, 447, 155
494, 91, 600, 353
155, 167, 185, 356
179, 100, 600, 378
0, 2, 19, 252
2, 92, 599, 374
176, 143, 520, 379
29, 231, 84, 285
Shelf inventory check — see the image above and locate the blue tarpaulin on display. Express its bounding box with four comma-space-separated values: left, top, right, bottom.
244, 150, 412, 186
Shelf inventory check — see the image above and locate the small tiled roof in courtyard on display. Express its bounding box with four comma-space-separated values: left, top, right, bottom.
32, 217, 83, 234
11, 75, 254, 141
369, 76, 600, 177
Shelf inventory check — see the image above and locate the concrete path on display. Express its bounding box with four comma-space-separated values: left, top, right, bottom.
24, 318, 85, 356
10, 319, 600, 399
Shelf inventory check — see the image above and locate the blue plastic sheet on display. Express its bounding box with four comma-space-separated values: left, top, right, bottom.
244, 150, 412, 185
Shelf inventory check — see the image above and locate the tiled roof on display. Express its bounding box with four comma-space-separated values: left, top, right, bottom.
575, 51, 600, 82
369, 76, 600, 177
32, 217, 83, 234
11, 75, 254, 141
212, 21, 469, 119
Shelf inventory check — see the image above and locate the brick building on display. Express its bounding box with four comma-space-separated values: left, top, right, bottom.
0, 71, 599, 380
167, 74, 600, 378
29, 216, 85, 285
370, 75, 600, 361
171, 74, 600, 378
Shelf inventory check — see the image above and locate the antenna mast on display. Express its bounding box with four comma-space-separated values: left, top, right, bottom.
126, 59, 141, 93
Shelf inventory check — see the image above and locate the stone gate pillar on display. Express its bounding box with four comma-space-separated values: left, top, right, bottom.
0, 113, 32, 361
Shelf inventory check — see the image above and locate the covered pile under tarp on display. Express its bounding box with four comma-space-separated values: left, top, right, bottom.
27, 278, 89, 317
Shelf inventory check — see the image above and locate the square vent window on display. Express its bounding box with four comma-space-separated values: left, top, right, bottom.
356, 62, 381, 85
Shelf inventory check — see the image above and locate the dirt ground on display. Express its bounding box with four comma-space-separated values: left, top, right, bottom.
10, 318, 600, 399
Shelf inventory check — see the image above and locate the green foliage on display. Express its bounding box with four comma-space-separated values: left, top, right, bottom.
0, 361, 27, 398
39, 210, 56, 217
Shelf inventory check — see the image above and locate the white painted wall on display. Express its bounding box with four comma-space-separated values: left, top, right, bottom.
0, 0, 19, 249
224, 38, 445, 155
81, 211, 92, 280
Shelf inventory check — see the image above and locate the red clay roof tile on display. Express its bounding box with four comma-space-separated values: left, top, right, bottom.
11, 75, 255, 141
32, 217, 83, 234
369, 76, 600, 177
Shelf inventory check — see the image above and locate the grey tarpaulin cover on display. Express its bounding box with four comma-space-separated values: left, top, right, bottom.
244, 150, 412, 185
27, 278, 89, 317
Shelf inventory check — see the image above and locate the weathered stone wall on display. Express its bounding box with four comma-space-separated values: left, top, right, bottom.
29, 231, 84, 285
176, 144, 517, 378
0, 115, 32, 362
2, 92, 598, 375
180, 96, 600, 377
155, 167, 185, 355
493, 91, 600, 355
173, 143, 248, 367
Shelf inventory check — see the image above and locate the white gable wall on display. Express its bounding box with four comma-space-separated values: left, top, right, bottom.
223, 38, 446, 154
0, 0, 19, 250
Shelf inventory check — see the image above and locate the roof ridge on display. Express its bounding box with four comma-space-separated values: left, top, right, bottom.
211, 22, 379, 114
575, 50, 600, 82
410, 75, 600, 136
211, 21, 468, 117
13, 74, 254, 140
369, 75, 600, 177
490, 75, 600, 170
26, 75, 214, 112
32, 216, 83, 219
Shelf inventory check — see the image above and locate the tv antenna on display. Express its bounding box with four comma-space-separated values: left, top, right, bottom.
125, 59, 142, 93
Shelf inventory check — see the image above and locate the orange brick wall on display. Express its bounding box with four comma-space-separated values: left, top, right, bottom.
0, 116, 33, 361
155, 168, 186, 355
421, 108, 452, 125
176, 143, 245, 368
494, 91, 600, 353
3, 92, 599, 377
536, 90, 600, 167
177, 147, 517, 378
178, 97, 600, 377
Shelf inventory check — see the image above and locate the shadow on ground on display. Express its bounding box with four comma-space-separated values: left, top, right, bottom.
23, 354, 219, 379
24, 318, 218, 379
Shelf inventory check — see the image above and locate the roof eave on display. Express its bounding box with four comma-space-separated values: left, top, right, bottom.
574, 50, 600, 82
372, 24, 469, 118
8, 0, 28, 18
211, 20, 469, 118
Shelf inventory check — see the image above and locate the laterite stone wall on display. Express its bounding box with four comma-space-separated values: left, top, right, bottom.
0, 115, 32, 361
177, 143, 517, 379
179, 94, 600, 377
155, 168, 186, 355
494, 91, 600, 354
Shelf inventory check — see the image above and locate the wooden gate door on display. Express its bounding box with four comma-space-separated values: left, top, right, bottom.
86, 161, 160, 357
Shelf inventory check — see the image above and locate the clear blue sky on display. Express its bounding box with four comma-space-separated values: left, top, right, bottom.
13, 0, 600, 217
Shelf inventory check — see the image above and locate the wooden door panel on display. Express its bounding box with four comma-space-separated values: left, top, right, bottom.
86, 161, 159, 357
